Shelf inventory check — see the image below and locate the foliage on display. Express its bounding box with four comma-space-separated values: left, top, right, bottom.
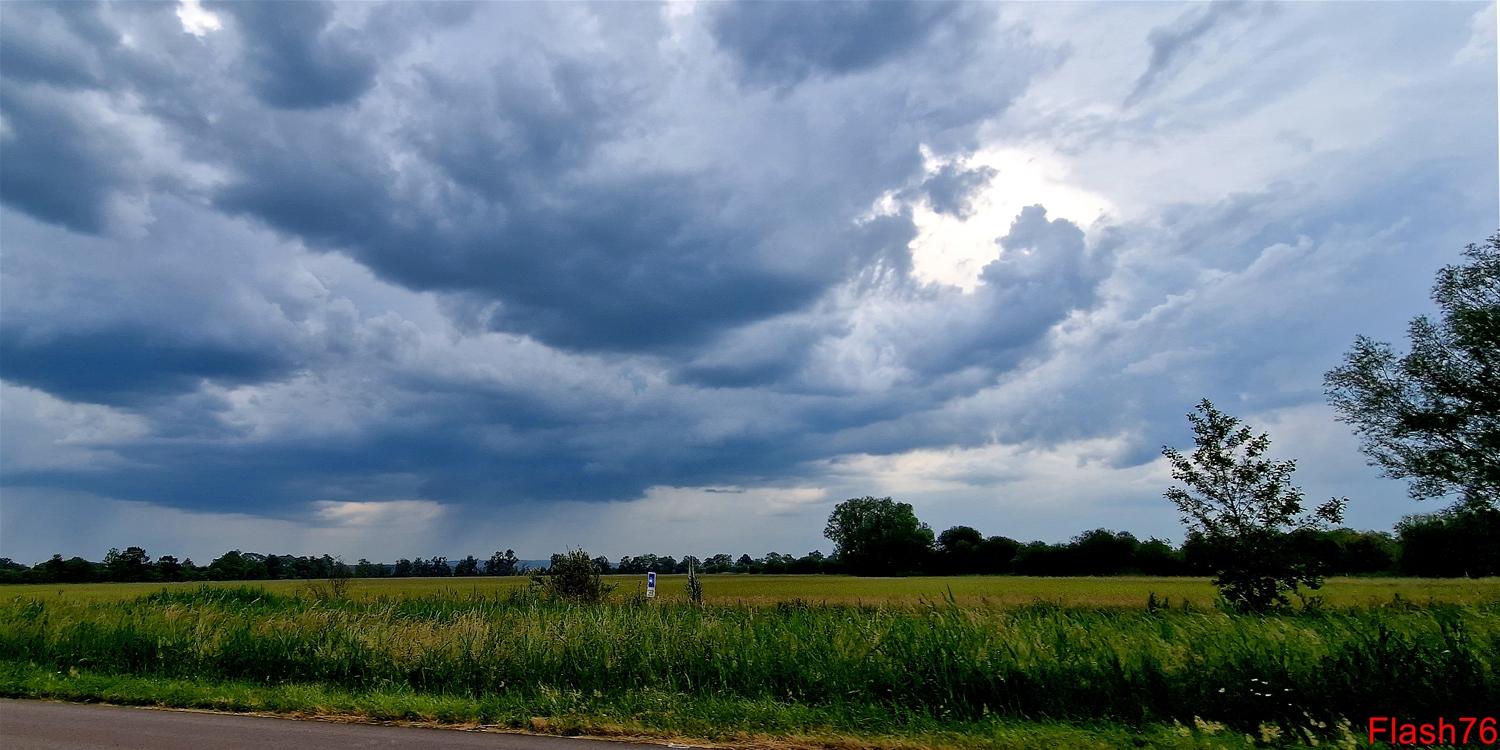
1163, 399, 1346, 612
824, 496, 935, 576
530, 548, 616, 603
484, 549, 520, 576
1325, 233, 1500, 510
453, 555, 481, 576
1396, 505, 1500, 577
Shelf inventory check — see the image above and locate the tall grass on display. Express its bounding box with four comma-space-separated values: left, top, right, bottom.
1, 588, 1495, 739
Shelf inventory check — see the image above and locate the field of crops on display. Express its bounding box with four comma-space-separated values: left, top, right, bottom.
4, 573, 1499, 607
1, 577, 1498, 748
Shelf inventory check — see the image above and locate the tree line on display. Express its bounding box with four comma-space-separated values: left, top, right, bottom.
4, 506, 1495, 585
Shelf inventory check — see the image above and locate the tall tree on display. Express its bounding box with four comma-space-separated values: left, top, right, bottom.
824, 496, 935, 576
1325, 234, 1499, 510
1163, 400, 1345, 612
103, 546, 153, 582
484, 549, 520, 576
453, 555, 481, 576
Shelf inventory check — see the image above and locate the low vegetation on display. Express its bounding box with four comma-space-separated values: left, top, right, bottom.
0, 585, 1495, 746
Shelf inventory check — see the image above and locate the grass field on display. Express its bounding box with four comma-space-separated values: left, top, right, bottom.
4, 573, 1499, 607
2, 576, 1497, 748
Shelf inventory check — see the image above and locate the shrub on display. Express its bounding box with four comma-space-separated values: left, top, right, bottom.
530, 548, 616, 603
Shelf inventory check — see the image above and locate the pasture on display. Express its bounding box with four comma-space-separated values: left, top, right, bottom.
3, 573, 1499, 607
3, 576, 1497, 748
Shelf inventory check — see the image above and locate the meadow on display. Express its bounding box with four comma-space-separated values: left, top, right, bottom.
2, 576, 1497, 748
3, 573, 1498, 607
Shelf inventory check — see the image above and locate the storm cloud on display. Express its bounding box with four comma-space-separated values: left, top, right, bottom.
0, 1, 1494, 562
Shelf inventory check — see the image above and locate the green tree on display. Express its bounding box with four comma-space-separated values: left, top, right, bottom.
936, 525, 984, 574
530, 548, 615, 603
103, 546, 153, 582
1163, 400, 1345, 612
156, 555, 183, 582
1325, 234, 1499, 510
824, 496, 935, 576
484, 549, 519, 576
453, 555, 481, 576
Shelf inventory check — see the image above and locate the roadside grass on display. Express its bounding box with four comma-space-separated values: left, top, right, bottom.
3, 574, 1498, 607
0, 662, 1285, 749
1, 586, 1495, 746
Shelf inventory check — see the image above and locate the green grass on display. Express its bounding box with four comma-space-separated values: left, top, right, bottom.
1, 585, 1496, 747
0, 662, 1280, 750
5, 574, 1498, 607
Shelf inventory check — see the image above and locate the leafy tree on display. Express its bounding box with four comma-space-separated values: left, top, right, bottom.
824, 496, 935, 576
484, 549, 520, 576
207, 550, 267, 581
530, 548, 615, 602
761, 552, 794, 573
1163, 399, 1346, 612
425, 556, 451, 577
34, 554, 96, 583
1395, 506, 1500, 577
453, 555, 481, 576
1135, 537, 1186, 575
789, 550, 826, 574
1325, 234, 1500, 510
393, 558, 414, 577
734, 554, 755, 573
978, 535, 1020, 574
592, 555, 611, 574
703, 554, 734, 573
156, 555, 183, 582
103, 546, 153, 582
936, 525, 985, 574
1067, 529, 1139, 575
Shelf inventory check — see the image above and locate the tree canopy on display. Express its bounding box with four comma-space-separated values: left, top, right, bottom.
824, 496, 935, 576
1325, 234, 1500, 510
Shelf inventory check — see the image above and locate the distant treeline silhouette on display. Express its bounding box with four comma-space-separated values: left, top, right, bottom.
5, 506, 1495, 584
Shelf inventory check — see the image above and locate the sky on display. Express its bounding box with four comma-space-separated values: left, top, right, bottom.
0, 1, 1496, 565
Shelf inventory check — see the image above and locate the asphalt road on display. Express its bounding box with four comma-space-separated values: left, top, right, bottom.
0, 699, 683, 750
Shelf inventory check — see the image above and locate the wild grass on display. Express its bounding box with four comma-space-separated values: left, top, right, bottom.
1, 586, 1496, 742
4, 573, 1498, 607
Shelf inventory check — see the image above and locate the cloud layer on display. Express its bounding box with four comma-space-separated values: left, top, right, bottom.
0, 1, 1494, 562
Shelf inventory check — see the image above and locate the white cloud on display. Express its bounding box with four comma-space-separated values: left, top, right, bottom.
906, 145, 1115, 291
0, 383, 148, 473
312, 499, 445, 528
176, 0, 222, 38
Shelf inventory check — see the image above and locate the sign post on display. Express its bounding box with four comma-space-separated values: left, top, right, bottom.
646, 571, 656, 599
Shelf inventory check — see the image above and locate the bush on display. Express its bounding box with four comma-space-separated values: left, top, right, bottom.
530, 548, 616, 603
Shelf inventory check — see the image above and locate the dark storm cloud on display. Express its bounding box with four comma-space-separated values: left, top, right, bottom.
0, 83, 126, 234
0, 326, 292, 406
218, 1, 377, 109
198, 3, 1027, 355
0, 0, 1489, 546
0, 2, 111, 90
709, 0, 962, 86
921, 164, 998, 219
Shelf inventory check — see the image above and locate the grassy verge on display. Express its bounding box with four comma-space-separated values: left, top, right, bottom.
0, 661, 1280, 749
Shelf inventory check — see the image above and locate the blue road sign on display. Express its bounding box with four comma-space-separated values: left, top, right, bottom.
647, 571, 656, 598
